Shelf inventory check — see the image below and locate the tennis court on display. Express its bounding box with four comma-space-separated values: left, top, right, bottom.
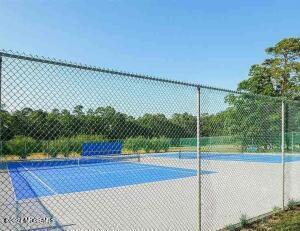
1, 50, 300, 230
4, 151, 300, 230
154, 152, 300, 163
8, 155, 215, 201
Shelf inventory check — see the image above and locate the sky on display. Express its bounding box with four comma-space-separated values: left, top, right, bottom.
0, 0, 299, 91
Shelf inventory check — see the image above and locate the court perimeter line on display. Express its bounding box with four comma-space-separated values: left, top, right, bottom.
40, 165, 196, 180
89, 165, 196, 175
20, 163, 57, 195
7, 169, 18, 202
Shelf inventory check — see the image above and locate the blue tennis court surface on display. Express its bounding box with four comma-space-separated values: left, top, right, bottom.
8, 160, 213, 201
154, 152, 300, 163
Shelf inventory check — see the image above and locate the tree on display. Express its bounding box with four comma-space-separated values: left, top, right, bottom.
0, 110, 14, 140
234, 38, 300, 150
238, 65, 279, 96
238, 38, 300, 99
73, 105, 84, 116
223, 94, 281, 150
137, 114, 176, 138
170, 113, 196, 138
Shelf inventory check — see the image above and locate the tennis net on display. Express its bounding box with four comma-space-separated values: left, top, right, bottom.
6, 154, 141, 172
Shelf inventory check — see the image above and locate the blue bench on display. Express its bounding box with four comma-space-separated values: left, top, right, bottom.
82, 141, 122, 156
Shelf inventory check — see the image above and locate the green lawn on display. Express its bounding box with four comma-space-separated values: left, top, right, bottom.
226, 204, 300, 231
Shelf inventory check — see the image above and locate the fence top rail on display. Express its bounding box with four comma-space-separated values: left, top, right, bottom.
0, 49, 199, 88
0, 49, 290, 101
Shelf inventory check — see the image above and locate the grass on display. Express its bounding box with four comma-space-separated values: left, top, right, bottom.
225, 204, 300, 231
288, 199, 297, 210
239, 214, 248, 228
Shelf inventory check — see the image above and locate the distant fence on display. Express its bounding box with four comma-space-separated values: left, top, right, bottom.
0, 50, 299, 230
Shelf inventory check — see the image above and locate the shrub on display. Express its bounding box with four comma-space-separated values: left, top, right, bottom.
45, 140, 64, 158
287, 199, 297, 210
124, 137, 171, 153
150, 138, 161, 153
45, 135, 106, 158
143, 139, 152, 153
272, 206, 281, 213
160, 137, 171, 152
124, 137, 145, 153
2, 142, 11, 155
239, 214, 248, 228
6, 136, 39, 159
72, 135, 106, 143
150, 137, 171, 153
224, 224, 236, 231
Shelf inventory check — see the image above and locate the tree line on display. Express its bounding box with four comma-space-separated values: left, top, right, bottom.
0, 105, 197, 141
0, 37, 299, 158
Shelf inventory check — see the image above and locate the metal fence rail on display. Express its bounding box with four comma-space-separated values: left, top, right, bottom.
0, 50, 299, 230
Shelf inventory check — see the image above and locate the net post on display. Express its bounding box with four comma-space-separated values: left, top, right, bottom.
196, 86, 201, 231
281, 100, 285, 210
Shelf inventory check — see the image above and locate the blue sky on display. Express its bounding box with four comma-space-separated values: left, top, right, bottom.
0, 0, 299, 90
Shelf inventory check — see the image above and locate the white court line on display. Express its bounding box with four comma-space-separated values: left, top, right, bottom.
7, 169, 18, 201
89, 165, 196, 175
89, 166, 159, 175
78, 158, 196, 174
78, 159, 138, 168
20, 163, 57, 195
32, 167, 161, 181
38, 165, 196, 180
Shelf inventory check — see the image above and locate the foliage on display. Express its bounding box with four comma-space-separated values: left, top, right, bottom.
239, 214, 248, 228
0, 110, 14, 140
45, 135, 105, 158
0, 106, 197, 142
124, 137, 170, 153
149, 137, 170, 153
150, 138, 163, 152
245, 204, 300, 230
143, 140, 152, 153
287, 199, 297, 210
160, 137, 171, 152
272, 206, 282, 213
45, 140, 64, 158
6, 136, 39, 159
123, 137, 146, 152
1, 38, 300, 157
2, 142, 11, 155
238, 37, 300, 99
223, 94, 281, 150
224, 224, 236, 231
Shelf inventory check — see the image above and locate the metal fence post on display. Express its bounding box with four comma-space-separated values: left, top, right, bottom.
196, 86, 201, 231
0, 56, 2, 160
281, 100, 285, 209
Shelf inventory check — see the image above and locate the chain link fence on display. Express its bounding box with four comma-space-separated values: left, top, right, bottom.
0, 50, 298, 230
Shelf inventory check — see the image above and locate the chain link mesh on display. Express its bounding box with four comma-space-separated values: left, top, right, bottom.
200, 88, 283, 230
0, 52, 199, 230
284, 100, 300, 208
0, 50, 299, 230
